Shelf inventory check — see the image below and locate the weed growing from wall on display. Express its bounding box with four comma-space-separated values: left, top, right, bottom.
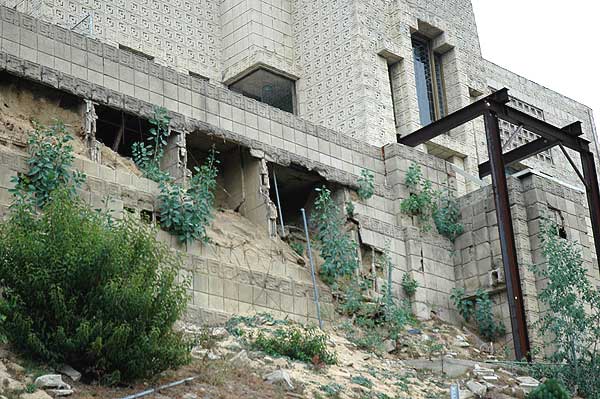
132, 107, 171, 182
526, 219, 600, 398
401, 273, 419, 297
10, 121, 85, 208
131, 107, 219, 243
357, 168, 375, 200
313, 186, 360, 285
158, 148, 219, 243
450, 287, 505, 342
290, 241, 305, 257
400, 162, 464, 240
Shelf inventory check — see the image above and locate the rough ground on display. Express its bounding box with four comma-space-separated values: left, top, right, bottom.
0, 314, 557, 399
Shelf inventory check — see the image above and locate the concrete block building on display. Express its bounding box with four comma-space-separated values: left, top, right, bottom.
0, 0, 598, 356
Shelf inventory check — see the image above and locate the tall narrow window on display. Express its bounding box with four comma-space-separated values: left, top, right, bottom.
412, 35, 446, 125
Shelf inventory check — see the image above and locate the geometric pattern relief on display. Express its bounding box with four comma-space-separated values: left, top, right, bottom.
500, 95, 553, 164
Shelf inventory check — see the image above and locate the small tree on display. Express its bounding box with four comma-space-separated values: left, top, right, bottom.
528, 219, 600, 397
312, 186, 360, 285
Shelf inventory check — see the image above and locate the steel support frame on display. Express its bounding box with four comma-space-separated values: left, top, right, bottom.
398, 87, 600, 362
483, 110, 531, 361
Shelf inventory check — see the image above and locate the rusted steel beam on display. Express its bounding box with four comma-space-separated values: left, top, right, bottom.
490, 104, 588, 152
580, 150, 600, 274
398, 89, 509, 147
483, 110, 531, 361
478, 137, 558, 178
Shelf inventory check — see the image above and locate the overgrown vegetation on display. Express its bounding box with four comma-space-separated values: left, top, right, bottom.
290, 241, 305, 257
357, 168, 375, 201
526, 219, 600, 398
158, 148, 219, 243
0, 125, 191, 384
253, 326, 337, 366
10, 121, 84, 209
450, 287, 505, 342
527, 379, 571, 399
132, 107, 219, 243
399, 162, 463, 241
401, 273, 419, 297
313, 186, 360, 285
131, 107, 171, 182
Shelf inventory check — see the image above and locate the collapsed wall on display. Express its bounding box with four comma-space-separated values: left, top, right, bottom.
1, 6, 598, 356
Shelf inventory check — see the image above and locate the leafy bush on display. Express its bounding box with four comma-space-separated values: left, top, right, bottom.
0, 191, 191, 383
357, 169, 375, 200
450, 288, 505, 342
351, 375, 373, 388
10, 121, 84, 208
290, 241, 304, 257
400, 163, 436, 228
473, 289, 506, 342
527, 219, 600, 398
401, 273, 419, 297
158, 148, 219, 243
345, 201, 355, 218
132, 107, 171, 183
527, 379, 571, 399
313, 186, 360, 285
432, 192, 464, 241
450, 287, 474, 322
131, 108, 219, 243
253, 326, 336, 365
400, 163, 464, 239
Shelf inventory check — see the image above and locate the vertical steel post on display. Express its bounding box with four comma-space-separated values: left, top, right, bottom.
301, 208, 323, 329
272, 171, 286, 237
483, 110, 531, 361
580, 150, 600, 273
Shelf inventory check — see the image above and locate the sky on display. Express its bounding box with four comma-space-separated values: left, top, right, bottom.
471, 0, 599, 137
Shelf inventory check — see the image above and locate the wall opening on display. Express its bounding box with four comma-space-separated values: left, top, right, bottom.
268, 163, 326, 230
94, 104, 151, 159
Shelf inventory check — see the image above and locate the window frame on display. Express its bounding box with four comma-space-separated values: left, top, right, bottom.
411, 33, 448, 125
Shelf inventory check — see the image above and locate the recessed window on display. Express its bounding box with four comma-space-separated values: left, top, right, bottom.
412, 35, 446, 126
229, 68, 296, 114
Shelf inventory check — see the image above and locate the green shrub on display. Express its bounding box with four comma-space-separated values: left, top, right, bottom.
432, 193, 464, 241
131, 108, 219, 243
400, 163, 436, 228
0, 192, 191, 383
345, 201, 355, 218
312, 186, 360, 285
526, 219, 600, 397
253, 326, 336, 365
351, 375, 373, 389
158, 148, 219, 243
401, 274, 419, 297
132, 107, 171, 183
450, 288, 505, 342
527, 379, 570, 399
450, 287, 474, 322
357, 169, 375, 201
400, 163, 464, 239
10, 121, 84, 208
290, 241, 305, 257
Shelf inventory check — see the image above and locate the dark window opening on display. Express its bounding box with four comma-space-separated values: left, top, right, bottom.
94, 104, 152, 158
229, 68, 296, 114
549, 207, 567, 239
412, 35, 446, 126
268, 164, 326, 229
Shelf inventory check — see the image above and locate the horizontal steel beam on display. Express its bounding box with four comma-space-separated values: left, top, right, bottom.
398, 89, 510, 147
490, 104, 589, 152
478, 121, 584, 178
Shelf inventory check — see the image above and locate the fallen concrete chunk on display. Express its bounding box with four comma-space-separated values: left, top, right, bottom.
58, 365, 81, 382
263, 369, 294, 390
46, 389, 74, 397
466, 380, 487, 397
34, 375, 70, 390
